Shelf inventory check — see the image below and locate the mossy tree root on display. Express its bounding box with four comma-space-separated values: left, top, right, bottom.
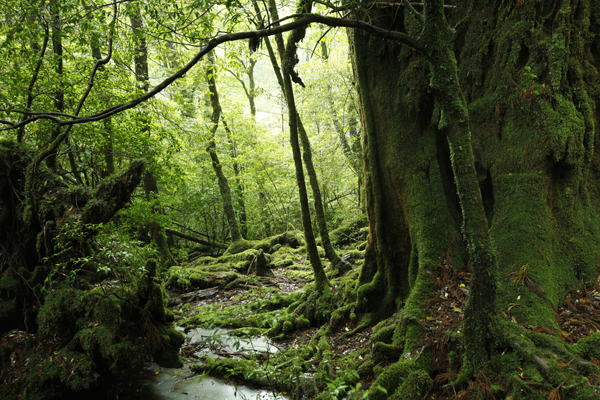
268, 284, 341, 337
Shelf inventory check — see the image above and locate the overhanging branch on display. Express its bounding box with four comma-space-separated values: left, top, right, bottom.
3, 14, 420, 131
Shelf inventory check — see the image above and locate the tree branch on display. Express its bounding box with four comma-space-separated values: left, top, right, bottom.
3, 13, 420, 131
165, 228, 228, 249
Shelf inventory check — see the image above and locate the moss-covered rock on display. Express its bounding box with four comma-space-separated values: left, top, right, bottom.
223, 239, 254, 256
329, 217, 368, 247
154, 325, 185, 368
166, 248, 275, 292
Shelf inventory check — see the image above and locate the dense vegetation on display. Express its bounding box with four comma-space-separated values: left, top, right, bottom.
1, 0, 600, 399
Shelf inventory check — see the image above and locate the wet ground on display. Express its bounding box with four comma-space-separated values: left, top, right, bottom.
60, 327, 284, 400
6, 258, 600, 399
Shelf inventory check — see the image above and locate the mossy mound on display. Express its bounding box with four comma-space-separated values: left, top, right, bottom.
223, 239, 254, 256
328, 217, 368, 247
3, 265, 184, 400
252, 230, 306, 253
166, 248, 275, 292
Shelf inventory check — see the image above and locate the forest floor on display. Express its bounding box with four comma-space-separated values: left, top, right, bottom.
4, 247, 600, 399
169, 255, 600, 399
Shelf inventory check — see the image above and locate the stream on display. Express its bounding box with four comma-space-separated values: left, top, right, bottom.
73, 327, 285, 400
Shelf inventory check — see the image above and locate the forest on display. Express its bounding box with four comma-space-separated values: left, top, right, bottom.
1, 0, 600, 399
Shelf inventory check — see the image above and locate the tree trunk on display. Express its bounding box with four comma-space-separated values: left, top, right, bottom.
349, 0, 600, 397
265, 0, 342, 269
266, 0, 329, 288
221, 116, 248, 239
17, 20, 48, 143
47, 3, 82, 184
91, 32, 115, 179
129, 7, 173, 265
46, 4, 64, 171
297, 118, 343, 267
204, 51, 245, 246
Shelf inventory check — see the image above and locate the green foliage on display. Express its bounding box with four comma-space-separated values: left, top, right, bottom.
95, 223, 160, 278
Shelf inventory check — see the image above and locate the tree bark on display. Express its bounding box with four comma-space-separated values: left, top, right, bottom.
164, 228, 228, 249
297, 118, 343, 267
46, 3, 63, 171
221, 116, 248, 239
265, 0, 342, 269
421, 0, 498, 376
349, 0, 600, 396
279, 0, 329, 289
129, 7, 173, 265
204, 51, 244, 244
17, 21, 48, 143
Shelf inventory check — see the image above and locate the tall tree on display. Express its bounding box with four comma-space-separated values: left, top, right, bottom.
3, 2, 600, 397
221, 116, 249, 239
204, 50, 248, 249
261, 0, 331, 287
264, 0, 343, 270
347, 0, 600, 397
129, 5, 173, 265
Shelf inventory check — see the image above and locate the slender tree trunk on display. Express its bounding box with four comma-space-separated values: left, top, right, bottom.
265, 0, 341, 268
101, 118, 115, 177
46, 4, 64, 171
230, 57, 258, 121
129, 7, 173, 264
221, 116, 248, 239
204, 51, 243, 244
47, 3, 82, 184
278, 0, 329, 288
17, 21, 48, 143
421, 0, 498, 376
91, 28, 115, 178
297, 119, 343, 267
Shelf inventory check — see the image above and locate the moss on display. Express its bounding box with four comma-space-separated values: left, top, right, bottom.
366, 356, 431, 400
230, 327, 267, 337
358, 359, 375, 377
373, 342, 403, 360
37, 288, 76, 338
573, 332, 600, 360
391, 369, 433, 400
328, 216, 368, 246
154, 325, 185, 368
371, 324, 395, 344
224, 239, 254, 256
166, 248, 275, 291
0, 385, 17, 400
23, 350, 96, 400
492, 173, 587, 328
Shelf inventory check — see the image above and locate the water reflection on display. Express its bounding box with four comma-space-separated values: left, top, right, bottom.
71, 328, 284, 400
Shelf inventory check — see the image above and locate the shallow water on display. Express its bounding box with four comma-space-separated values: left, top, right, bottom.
120, 362, 280, 400
179, 326, 280, 357
72, 328, 284, 400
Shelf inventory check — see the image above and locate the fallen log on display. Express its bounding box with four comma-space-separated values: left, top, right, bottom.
168, 286, 219, 307
166, 228, 228, 249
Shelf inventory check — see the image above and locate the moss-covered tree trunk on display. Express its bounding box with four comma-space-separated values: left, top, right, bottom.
221, 116, 248, 240
277, 0, 330, 289
297, 117, 344, 268
204, 51, 249, 253
129, 8, 173, 265
420, 0, 499, 378
457, 0, 600, 336
349, 0, 600, 397
265, 0, 342, 270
